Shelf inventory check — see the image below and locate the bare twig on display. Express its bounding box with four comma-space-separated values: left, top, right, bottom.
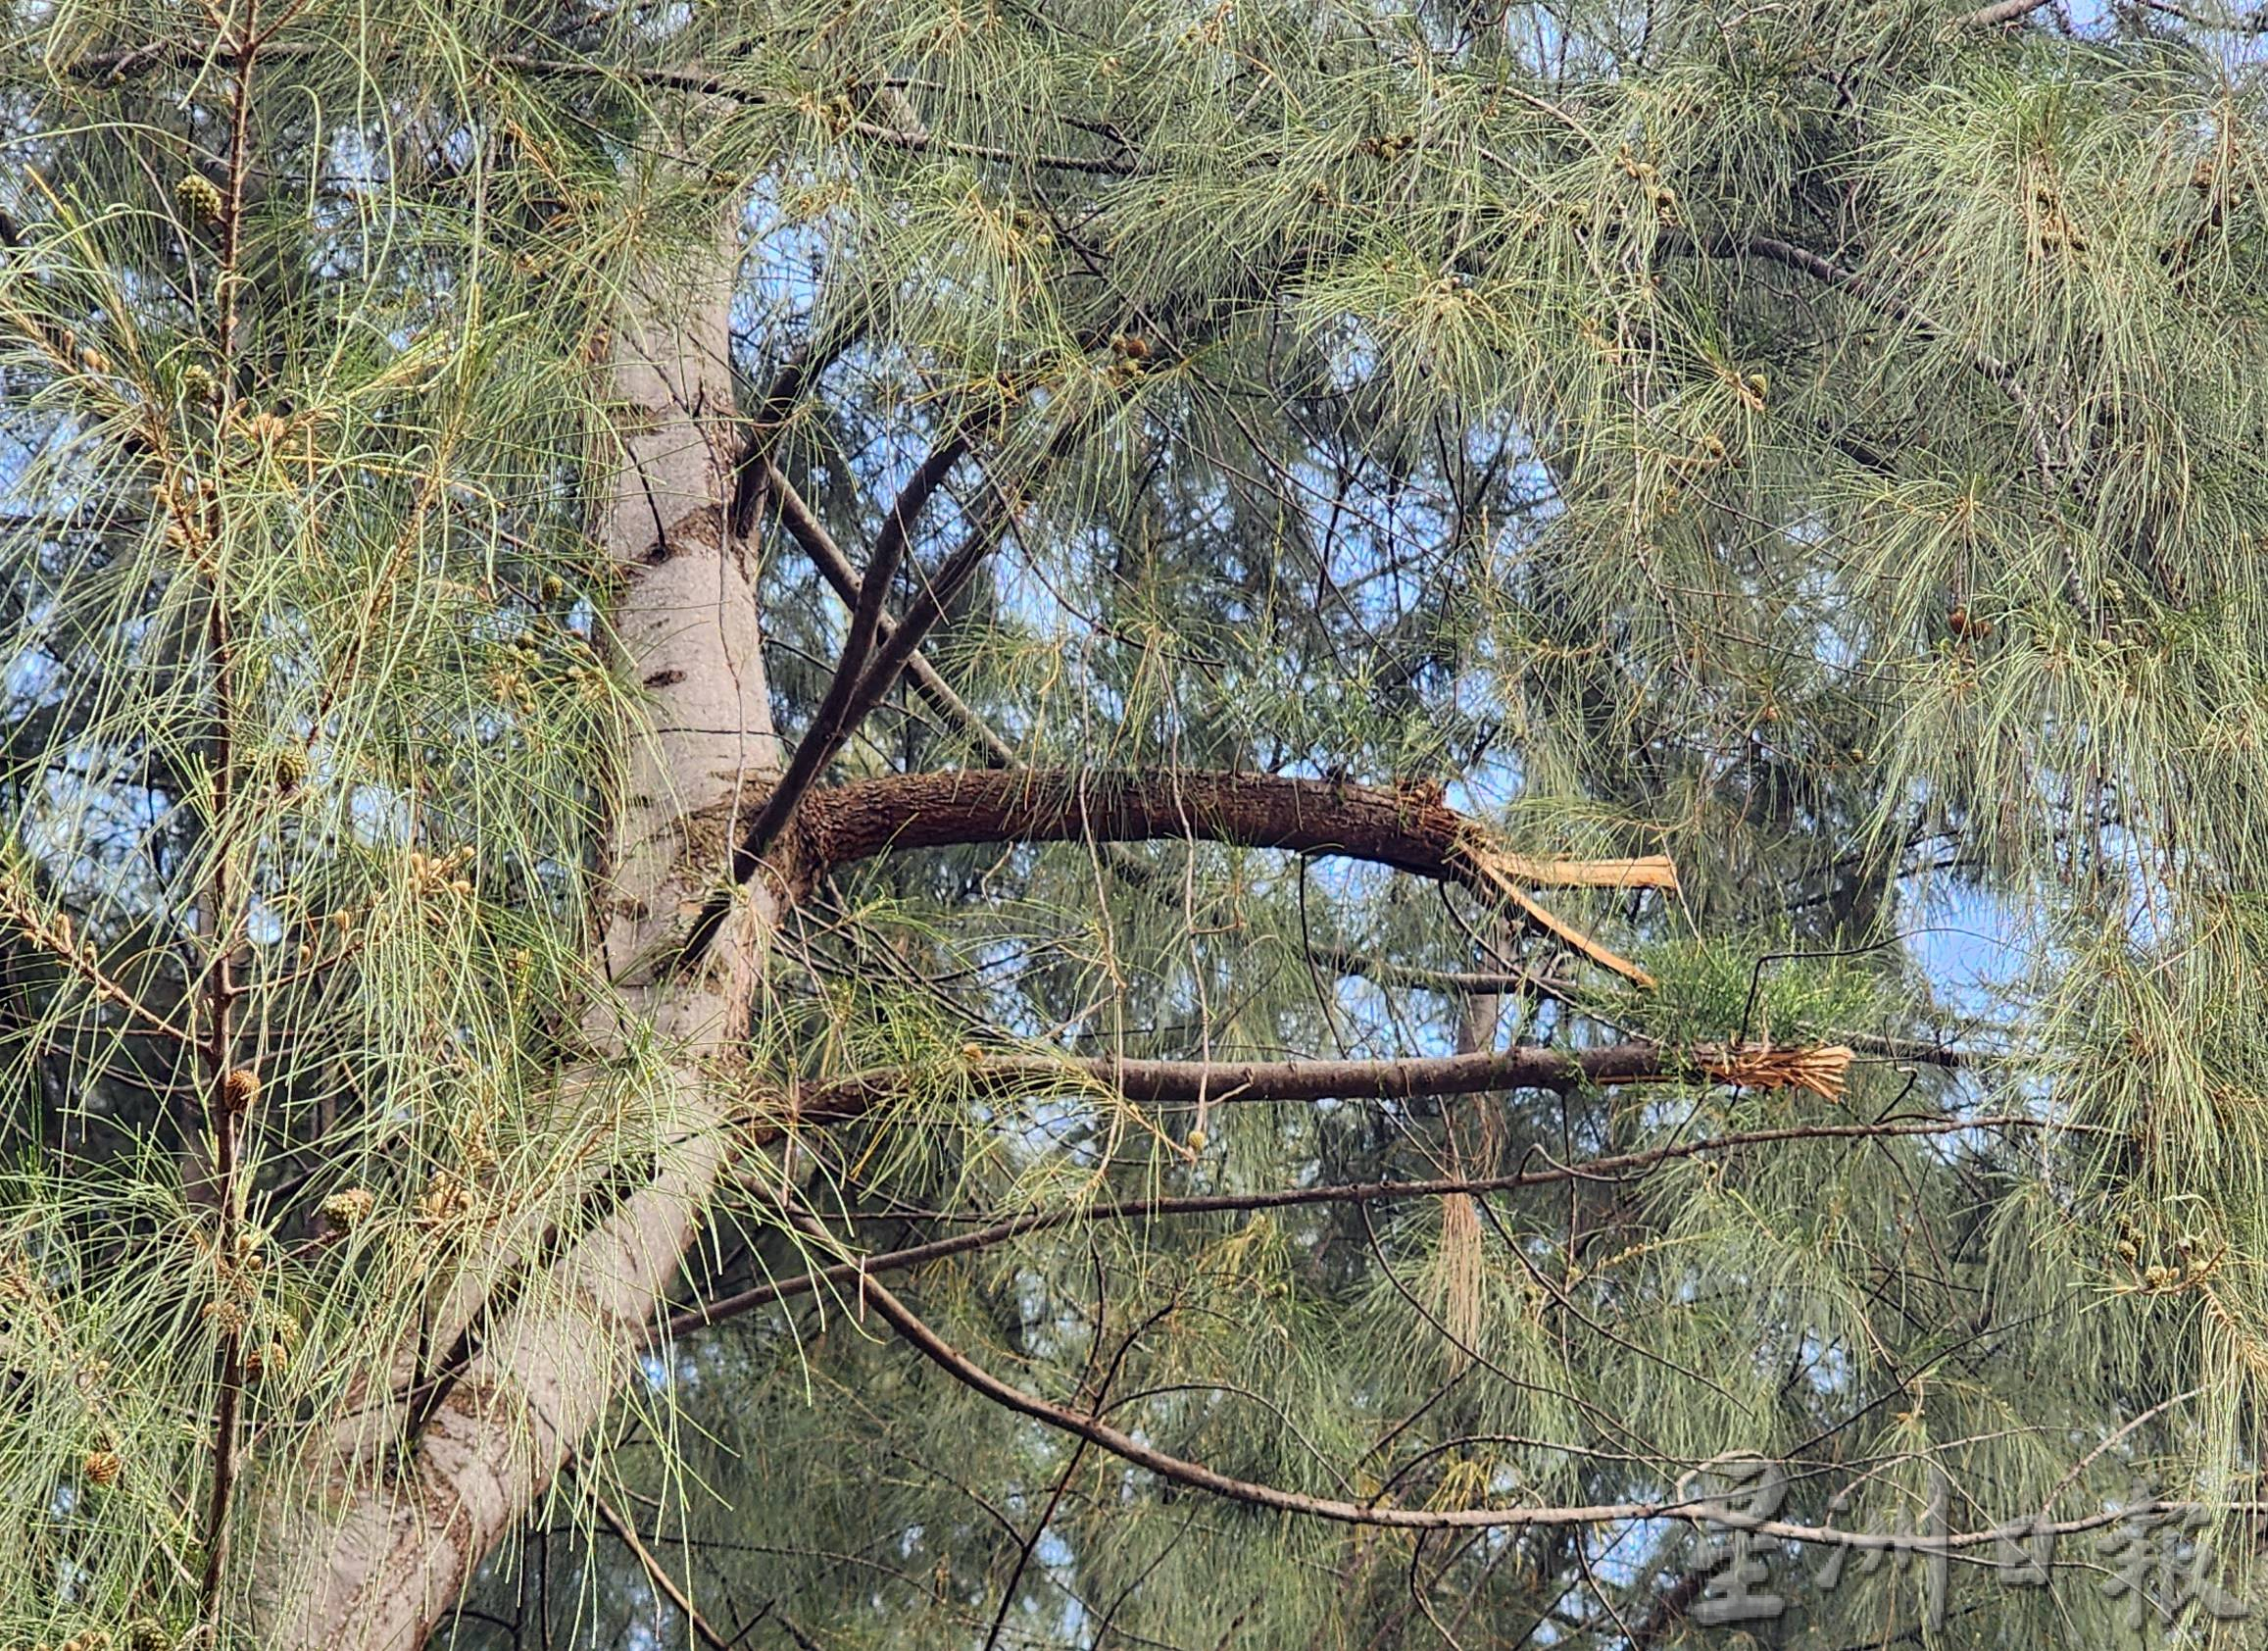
673, 1113, 2050, 1336
797, 1200, 2251, 1544
763, 459, 1017, 767
581, 1475, 735, 1651
66, 42, 1149, 176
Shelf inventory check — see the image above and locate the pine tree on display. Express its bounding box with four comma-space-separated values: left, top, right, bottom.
7, 1, 2268, 1647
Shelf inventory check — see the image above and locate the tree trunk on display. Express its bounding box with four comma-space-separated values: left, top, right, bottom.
262, 219, 775, 1651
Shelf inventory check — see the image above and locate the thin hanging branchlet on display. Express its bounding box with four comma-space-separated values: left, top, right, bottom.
193, 2, 272, 1633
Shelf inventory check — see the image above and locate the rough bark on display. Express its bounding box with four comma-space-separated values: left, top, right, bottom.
779, 768, 1679, 897
784, 1042, 1673, 1130
766, 1037, 1856, 1136
771, 767, 1677, 981
263, 222, 774, 1651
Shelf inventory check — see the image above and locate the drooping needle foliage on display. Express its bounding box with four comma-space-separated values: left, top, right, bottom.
6, 1, 2268, 1648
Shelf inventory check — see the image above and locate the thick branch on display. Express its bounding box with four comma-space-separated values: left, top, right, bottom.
766, 1037, 1875, 1140
762, 1038, 1877, 1156
762, 767, 1673, 980
782, 1041, 1668, 1134
786, 769, 1671, 892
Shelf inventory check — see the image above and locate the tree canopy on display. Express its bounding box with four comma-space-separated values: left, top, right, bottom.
7, 0, 2268, 1647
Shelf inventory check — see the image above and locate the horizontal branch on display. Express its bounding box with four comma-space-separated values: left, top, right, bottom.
1317, 945, 1584, 999
672, 1113, 2046, 1336
781, 1041, 1667, 1134
1314, 947, 1974, 1070
757, 1036, 1907, 1148
65, 43, 1147, 175
769, 768, 1674, 981
786, 769, 1675, 891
